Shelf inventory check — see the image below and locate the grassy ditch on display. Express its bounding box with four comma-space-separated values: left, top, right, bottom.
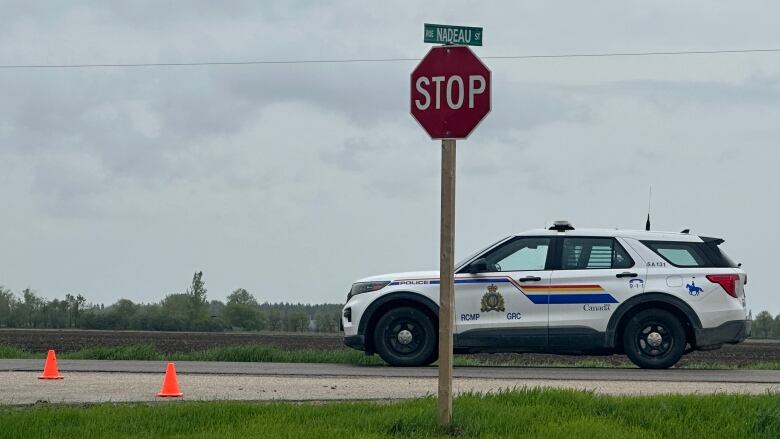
1, 343, 779, 369
0, 344, 385, 365
0, 389, 778, 438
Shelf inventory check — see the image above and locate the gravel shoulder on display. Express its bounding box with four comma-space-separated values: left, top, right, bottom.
4, 358, 780, 405
0, 372, 780, 405
2, 371, 779, 405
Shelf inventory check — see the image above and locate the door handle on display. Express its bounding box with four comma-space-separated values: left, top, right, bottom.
616, 272, 638, 278
518, 276, 542, 282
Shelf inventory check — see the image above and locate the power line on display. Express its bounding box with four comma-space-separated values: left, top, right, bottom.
1, 47, 779, 69
488, 47, 780, 60
0, 57, 419, 69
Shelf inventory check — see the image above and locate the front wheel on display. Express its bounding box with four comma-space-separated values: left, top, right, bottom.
373, 307, 437, 367
623, 309, 686, 369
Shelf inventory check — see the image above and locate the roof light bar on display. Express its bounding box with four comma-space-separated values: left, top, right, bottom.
548, 220, 575, 231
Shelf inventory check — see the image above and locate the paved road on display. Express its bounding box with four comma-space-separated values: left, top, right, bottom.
2, 359, 780, 383
2, 360, 779, 405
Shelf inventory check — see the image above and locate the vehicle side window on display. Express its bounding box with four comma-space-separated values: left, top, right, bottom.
481, 237, 551, 272
560, 238, 634, 270
641, 241, 711, 267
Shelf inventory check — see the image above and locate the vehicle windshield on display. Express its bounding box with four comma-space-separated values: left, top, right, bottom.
455, 236, 510, 270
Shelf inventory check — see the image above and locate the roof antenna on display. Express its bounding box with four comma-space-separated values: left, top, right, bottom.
645, 185, 652, 231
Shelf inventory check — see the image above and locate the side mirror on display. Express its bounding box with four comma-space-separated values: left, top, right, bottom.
468, 258, 490, 273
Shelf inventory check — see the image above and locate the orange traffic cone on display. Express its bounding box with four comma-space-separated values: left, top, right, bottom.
157, 362, 183, 397
38, 349, 64, 380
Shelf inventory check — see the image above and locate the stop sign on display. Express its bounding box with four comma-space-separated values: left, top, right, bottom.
410, 45, 491, 140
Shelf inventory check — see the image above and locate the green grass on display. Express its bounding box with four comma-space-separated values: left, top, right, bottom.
455, 356, 638, 368
1, 344, 779, 369
0, 344, 635, 367
0, 345, 29, 359
16, 344, 386, 366
0, 389, 778, 438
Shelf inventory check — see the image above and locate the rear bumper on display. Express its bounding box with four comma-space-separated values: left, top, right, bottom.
696, 319, 751, 348
344, 335, 365, 351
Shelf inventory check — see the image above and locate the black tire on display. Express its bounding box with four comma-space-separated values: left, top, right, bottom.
623, 309, 686, 369
373, 307, 437, 367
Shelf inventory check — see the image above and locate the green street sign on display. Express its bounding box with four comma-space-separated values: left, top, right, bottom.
424, 23, 483, 46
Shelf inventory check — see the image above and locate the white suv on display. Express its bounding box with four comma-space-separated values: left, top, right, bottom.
342, 222, 750, 369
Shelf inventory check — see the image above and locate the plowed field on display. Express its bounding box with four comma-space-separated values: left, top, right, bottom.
2, 329, 777, 367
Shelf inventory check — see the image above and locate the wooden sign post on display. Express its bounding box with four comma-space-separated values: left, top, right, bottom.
438, 138, 456, 426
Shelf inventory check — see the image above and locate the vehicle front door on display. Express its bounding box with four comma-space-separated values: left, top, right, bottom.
454, 236, 553, 348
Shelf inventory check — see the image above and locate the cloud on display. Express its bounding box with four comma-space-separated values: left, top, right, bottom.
0, 1, 779, 315
571, 74, 780, 109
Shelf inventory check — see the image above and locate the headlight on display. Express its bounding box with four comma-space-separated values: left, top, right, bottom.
347, 281, 390, 301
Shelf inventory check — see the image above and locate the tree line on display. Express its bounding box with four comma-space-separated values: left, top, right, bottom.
0, 272, 342, 333
750, 311, 780, 339
2, 272, 777, 338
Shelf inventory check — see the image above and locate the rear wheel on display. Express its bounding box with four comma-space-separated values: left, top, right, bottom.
623, 309, 686, 369
373, 307, 437, 367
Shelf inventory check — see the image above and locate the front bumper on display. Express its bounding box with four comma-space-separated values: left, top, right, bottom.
344, 335, 365, 351
695, 319, 751, 348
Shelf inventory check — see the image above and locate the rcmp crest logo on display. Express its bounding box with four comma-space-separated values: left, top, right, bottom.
480, 284, 505, 312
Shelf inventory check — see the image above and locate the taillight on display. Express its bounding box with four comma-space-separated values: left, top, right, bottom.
707, 274, 740, 298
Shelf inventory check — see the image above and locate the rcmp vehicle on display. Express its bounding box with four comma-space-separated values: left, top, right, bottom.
342, 222, 750, 369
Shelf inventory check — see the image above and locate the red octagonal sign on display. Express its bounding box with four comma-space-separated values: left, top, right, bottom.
411, 46, 491, 140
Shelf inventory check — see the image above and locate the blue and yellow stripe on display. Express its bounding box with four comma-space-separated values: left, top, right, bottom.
389, 276, 618, 304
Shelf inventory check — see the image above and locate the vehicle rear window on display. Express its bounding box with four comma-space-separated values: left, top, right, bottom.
701, 238, 738, 268
560, 237, 634, 270
641, 239, 737, 268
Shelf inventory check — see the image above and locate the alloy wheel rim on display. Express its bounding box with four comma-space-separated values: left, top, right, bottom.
637, 323, 673, 357
386, 318, 424, 355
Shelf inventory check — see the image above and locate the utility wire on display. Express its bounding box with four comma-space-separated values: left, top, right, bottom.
1, 47, 779, 69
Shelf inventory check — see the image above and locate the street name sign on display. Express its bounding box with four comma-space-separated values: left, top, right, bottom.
410, 46, 491, 139
424, 23, 483, 46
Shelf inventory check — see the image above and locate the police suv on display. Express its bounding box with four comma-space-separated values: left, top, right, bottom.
342, 222, 750, 369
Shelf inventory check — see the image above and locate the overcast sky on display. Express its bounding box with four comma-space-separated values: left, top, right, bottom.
1, 1, 779, 313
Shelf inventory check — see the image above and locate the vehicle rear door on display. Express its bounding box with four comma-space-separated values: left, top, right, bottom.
548, 236, 646, 349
